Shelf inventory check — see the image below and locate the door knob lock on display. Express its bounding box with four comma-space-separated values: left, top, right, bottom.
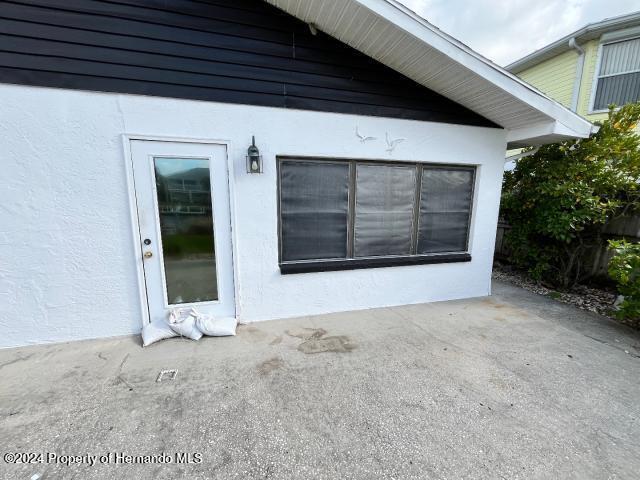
143, 251, 153, 259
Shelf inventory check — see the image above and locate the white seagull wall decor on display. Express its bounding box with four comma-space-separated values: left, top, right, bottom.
355, 126, 376, 143
385, 132, 405, 153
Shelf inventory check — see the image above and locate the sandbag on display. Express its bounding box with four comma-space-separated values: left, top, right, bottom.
142, 319, 178, 347
195, 314, 237, 337
168, 308, 203, 341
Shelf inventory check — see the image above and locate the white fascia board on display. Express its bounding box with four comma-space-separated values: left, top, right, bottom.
507, 121, 576, 144
506, 120, 597, 148
352, 0, 594, 139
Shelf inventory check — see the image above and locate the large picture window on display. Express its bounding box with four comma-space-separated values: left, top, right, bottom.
593, 37, 640, 111
278, 158, 475, 273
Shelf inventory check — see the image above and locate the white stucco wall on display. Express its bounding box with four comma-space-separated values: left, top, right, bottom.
0, 84, 507, 348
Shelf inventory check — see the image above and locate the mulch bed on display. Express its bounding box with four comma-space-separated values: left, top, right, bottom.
492, 263, 620, 321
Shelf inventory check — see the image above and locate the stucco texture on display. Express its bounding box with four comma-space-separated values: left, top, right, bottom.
0, 84, 507, 348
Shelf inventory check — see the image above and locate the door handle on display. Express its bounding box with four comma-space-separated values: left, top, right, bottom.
143, 251, 153, 259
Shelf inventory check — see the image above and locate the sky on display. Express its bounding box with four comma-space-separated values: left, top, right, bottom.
398, 0, 639, 66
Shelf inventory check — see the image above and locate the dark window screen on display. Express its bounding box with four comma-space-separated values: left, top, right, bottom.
280, 161, 349, 261
418, 168, 473, 254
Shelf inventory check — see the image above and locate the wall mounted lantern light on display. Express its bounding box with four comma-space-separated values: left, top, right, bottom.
246, 136, 263, 174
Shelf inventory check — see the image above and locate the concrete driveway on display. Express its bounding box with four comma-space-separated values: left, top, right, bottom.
1, 280, 639, 480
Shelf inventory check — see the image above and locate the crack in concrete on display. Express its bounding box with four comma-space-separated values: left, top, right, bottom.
0, 353, 34, 371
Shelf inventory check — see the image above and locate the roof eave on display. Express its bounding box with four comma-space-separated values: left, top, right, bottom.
507, 120, 596, 149
507, 11, 640, 73
265, 0, 593, 146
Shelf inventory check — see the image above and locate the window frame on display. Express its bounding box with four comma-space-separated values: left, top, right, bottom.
277, 156, 476, 274
589, 33, 640, 114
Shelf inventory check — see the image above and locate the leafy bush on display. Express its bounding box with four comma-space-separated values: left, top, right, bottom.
608, 240, 640, 326
501, 103, 640, 289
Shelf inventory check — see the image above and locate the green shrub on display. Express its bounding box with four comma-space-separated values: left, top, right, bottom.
608, 240, 640, 326
501, 103, 640, 289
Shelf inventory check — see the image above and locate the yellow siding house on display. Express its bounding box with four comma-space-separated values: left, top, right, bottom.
508, 11, 640, 124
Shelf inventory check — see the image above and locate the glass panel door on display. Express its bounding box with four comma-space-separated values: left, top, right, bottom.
130, 140, 235, 324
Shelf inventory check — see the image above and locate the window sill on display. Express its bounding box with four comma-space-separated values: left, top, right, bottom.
279, 253, 471, 274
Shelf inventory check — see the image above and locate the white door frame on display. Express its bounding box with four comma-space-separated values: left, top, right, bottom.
122, 134, 240, 327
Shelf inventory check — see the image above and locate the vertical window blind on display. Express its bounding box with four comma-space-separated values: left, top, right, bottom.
278, 158, 475, 268
593, 37, 640, 111
418, 168, 474, 254
354, 164, 417, 257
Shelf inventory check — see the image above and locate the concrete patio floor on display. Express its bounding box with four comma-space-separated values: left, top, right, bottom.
1, 280, 639, 480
